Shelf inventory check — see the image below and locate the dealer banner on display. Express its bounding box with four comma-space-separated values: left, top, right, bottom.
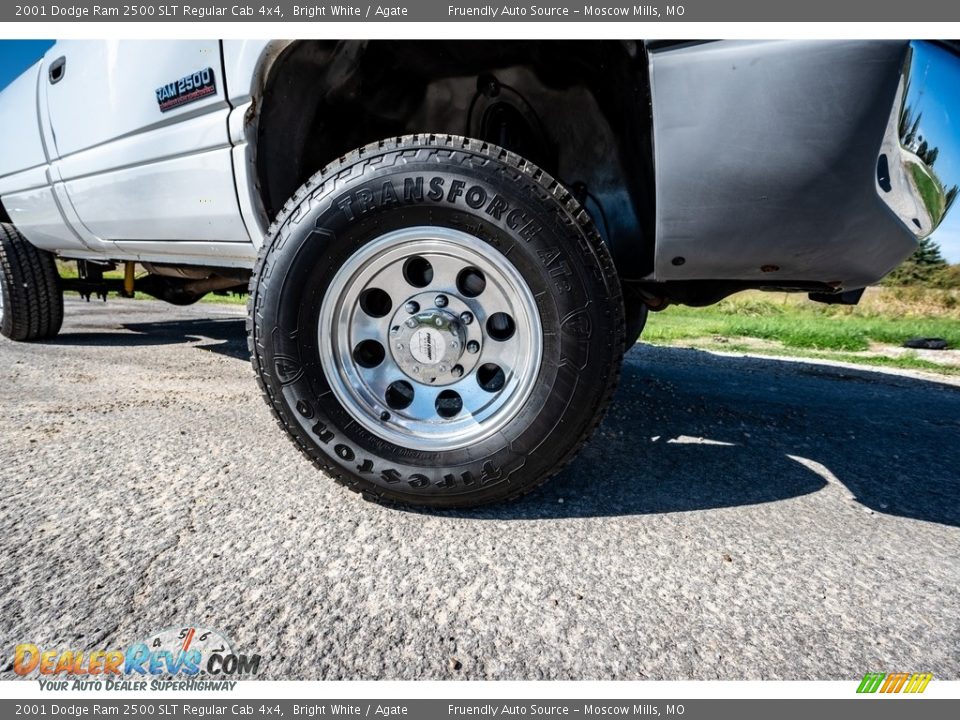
5, 0, 960, 22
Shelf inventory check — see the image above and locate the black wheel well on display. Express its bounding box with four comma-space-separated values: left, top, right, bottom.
253, 40, 656, 277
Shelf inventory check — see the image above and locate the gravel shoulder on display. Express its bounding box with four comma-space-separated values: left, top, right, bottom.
1, 298, 958, 680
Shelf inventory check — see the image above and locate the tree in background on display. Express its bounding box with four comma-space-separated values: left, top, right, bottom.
884, 237, 949, 285
935, 263, 960, 289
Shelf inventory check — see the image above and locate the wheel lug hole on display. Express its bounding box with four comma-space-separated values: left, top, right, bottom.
434, 294, 448, 308
352, 340, 386, 368
486, 312, 516, 341
403, 257, 433, 288
456, 267, 486, 298
467, 340, 480, 354
390, 325, 400, 335
359, 288, 392, 318
477, 363, 506, 392
460, 311, 474, 325
451, 364, 464, 378
385, 380, 414, 410
435, 389, 463, 419
405, 300, 420, 314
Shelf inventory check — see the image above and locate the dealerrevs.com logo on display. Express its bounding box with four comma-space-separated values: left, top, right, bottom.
12, 626, 261, 691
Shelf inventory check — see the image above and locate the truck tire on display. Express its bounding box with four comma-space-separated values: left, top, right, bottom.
0, 223, 63, 342
249, 135, 624, 507
624, 294, 649, 348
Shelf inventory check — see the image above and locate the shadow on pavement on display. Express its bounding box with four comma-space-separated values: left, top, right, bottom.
445, 346, 960, 527
43, 317, 249, 361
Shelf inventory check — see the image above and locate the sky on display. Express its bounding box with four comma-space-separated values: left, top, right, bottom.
931, 208, 960, 263
0, 40, 53, 91
909, 42, 960, 263
0, 38, 956, 262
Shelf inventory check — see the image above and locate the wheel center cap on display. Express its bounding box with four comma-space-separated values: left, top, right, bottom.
391, 308, 468, 384
410, 327, 445, 365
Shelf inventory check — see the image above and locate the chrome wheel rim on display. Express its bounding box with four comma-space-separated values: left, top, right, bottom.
318, 226, 543, 452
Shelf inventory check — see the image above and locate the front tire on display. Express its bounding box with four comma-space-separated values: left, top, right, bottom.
624, 286, 649, 347
249, 135, 624, 507
0, 223, 63, 342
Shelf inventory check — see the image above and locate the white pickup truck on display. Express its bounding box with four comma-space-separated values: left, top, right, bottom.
0, 40, 957, 507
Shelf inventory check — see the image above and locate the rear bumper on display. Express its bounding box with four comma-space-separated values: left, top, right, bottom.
648, 40, 958, 290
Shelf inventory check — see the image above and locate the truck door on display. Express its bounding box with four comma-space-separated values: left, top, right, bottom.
0, 57, 87, 254
42, 40, 249, 246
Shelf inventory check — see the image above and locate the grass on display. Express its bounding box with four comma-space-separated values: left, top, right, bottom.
645, 299, 960, 351
642, 287, 960, 375
198, 292, 247, 305
908, 161, 946, 222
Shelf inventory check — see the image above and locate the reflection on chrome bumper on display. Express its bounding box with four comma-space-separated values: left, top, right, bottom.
878, 41, 960, 238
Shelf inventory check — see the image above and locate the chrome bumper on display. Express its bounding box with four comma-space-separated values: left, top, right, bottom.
877, 41, 960, 239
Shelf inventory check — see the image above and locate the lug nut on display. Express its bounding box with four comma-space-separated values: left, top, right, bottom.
451, 364, 464, 378
395, 343, 403, 351
438, 365, 447, 373
412, 366, 421, 374
434, 295, 448, 308
434, 317, 443, 327
460, 311, 474, 325
405, 301, 420, 314
467, 340, 480, 354
450, 341, 459, 350
405, 317, 417, 328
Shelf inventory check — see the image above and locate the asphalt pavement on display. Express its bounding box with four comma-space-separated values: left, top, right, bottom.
1, 297, 958, 680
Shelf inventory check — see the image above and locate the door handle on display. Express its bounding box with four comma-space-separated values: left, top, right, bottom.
48, 57, 66, 84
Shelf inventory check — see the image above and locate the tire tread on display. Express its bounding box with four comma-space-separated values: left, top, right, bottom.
0, 223, 63, 342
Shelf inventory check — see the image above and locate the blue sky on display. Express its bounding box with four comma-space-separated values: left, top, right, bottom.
928, 208, 959, 264
910, 42, 960, 263
0, 39, 956, 262
928, 219, 958, 263
0, 40, 53, 91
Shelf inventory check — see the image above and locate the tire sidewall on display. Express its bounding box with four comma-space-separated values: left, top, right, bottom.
253, 142, 621, 505
0, 266, 10, 338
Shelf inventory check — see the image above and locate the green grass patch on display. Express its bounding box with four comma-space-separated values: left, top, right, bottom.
644, 295, 960, 352
199, 292, 247, 306
908, 161, 946, 221
659, 340, 960, 376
